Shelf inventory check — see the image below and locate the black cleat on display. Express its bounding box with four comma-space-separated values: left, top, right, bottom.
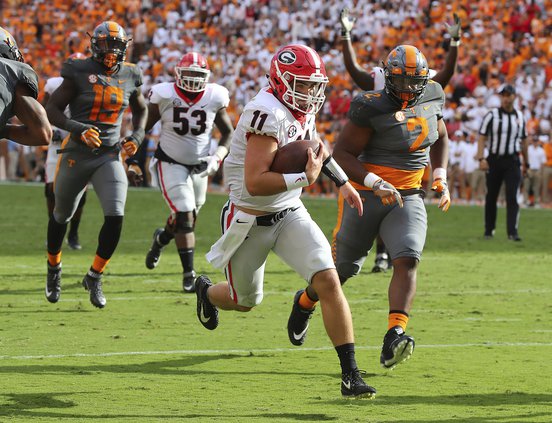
182, 270, 197, 293
287, 289, 315, 346
380, 326, 415, 370
67, 235, 82, 250
508, 234, 522, 242
341, 369, 376, 399
82, 271, 106, 308
145, 228, 165, 269
484, 230, 495, 240
45, 262, 62, 303
371, 253, 389, 273
196, 275, 218, 330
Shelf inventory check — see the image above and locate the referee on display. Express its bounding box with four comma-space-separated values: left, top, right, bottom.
477, 84, 529, 241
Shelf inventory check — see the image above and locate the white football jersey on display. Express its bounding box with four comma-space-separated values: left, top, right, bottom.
44, 76, 70, 174
224, 87, 317, 212
44, 76, 70, 140
149, 82, 229, 165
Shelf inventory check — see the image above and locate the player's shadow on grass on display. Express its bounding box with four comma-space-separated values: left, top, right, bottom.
0, 391, 335, 421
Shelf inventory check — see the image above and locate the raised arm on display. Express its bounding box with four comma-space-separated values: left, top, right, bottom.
432, 13, 462, 88
339, 8, 375, 91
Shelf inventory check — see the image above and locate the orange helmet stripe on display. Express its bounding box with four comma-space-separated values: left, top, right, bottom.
106, 21, 120, 36
404, 45, 417, 73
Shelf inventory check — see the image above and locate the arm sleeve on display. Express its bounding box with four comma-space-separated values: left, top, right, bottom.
134, 66, 143, 88
18, 65, 39, 99
347, 94, 375, 129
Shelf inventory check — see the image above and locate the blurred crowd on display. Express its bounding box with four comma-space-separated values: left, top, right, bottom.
1, 0, 551, 205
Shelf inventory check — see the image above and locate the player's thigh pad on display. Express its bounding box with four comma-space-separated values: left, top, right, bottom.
90, 155, 128, 216
273, 207, 335, 283
157, 161, 196, 212
224, 223, 275, 308
53, 149, 92, 223
44, 145, 59, 184
191, 173, 208, 211
380, 194, 427, 260
334, 191, 386, 277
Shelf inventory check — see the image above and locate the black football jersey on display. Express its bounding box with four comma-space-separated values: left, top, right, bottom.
0, 58, 39, 131
61, 57, 142, 146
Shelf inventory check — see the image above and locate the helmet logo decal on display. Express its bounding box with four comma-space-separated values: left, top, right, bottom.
278, 50, 296, 65
88, 74, 98, 83
395, 111, 405, 122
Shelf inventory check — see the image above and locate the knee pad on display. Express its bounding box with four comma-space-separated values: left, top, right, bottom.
337, 262, 361, 284
174, 211, 194, 234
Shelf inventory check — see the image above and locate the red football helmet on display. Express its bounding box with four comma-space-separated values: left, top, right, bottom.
175, 52, 210, 92
268, 44, 328, 114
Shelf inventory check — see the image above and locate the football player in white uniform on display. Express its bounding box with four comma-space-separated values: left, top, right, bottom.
144, 52, 234, 293
196, 44, 375, 399
43, 53, 88, 250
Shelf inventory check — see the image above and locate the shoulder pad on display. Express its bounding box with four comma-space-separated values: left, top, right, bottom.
44, 76, 64, 95
207, 83, 230, 108
149, 82, 174, 102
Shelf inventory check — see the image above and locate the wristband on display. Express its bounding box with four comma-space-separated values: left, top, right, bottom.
363, 172, 382, 188
65, 119, 90, 136
433, 167, 447, 181
450, 39, 461, 47
214, 145, 229, 161
283, 172, 309, 191
125, 156, 140, 166
340, 30, 351, 40
321, 156, 349, 187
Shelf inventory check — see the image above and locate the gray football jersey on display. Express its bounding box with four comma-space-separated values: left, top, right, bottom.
348, 81, 445, 171
0, 58, 39, 130
61, 57, 142, 146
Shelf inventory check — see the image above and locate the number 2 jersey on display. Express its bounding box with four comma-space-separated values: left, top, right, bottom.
148, 82, 229, 165
0, 58, 39, 131
348, 80, 445, 190
61, 57, 143, 147
224, 87, 318, 212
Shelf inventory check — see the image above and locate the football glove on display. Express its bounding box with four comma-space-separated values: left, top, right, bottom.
127, 163, 143, 187
121, 137, 138, 156
431, 178, 451, 212
80, 126, 101, 148
197, 155, 222, 178
445, 13, 461, 40
340, 8, 355, 36
373, 179, 404, 208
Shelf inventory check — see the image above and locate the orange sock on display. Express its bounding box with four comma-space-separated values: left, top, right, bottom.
299, 290, 317, 310
47, 252, 62, 267
91, 255, 110, 274
388, 311, 409, 332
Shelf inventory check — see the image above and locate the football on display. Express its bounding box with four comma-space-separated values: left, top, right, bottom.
270, 140, 321, 173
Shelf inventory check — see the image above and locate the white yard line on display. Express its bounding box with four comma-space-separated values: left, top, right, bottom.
1, 342, 551, 361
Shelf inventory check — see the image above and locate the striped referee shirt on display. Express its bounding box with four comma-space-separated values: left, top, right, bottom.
479, 107, 527, 156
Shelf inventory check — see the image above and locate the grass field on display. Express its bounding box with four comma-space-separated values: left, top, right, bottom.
0, 183, 551, 422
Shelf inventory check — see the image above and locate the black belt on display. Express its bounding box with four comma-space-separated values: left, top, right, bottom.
154, 146, 207, 174
57, 143, 120, 155
256, 207, 299, 226
398, 188, 426, 198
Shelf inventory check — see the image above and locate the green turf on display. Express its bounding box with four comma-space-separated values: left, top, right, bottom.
0, 183, 551, 422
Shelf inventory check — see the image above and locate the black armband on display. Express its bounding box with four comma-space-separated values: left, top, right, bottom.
125, 156, 140, 166
322, 156, 349, 187
65, 119, 89, 136
129, 127, 145, 146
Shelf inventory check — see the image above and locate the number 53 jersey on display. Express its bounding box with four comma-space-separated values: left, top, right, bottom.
61, 57, 143, 147
348, 80, 446, 190
148, 82, 229, 165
